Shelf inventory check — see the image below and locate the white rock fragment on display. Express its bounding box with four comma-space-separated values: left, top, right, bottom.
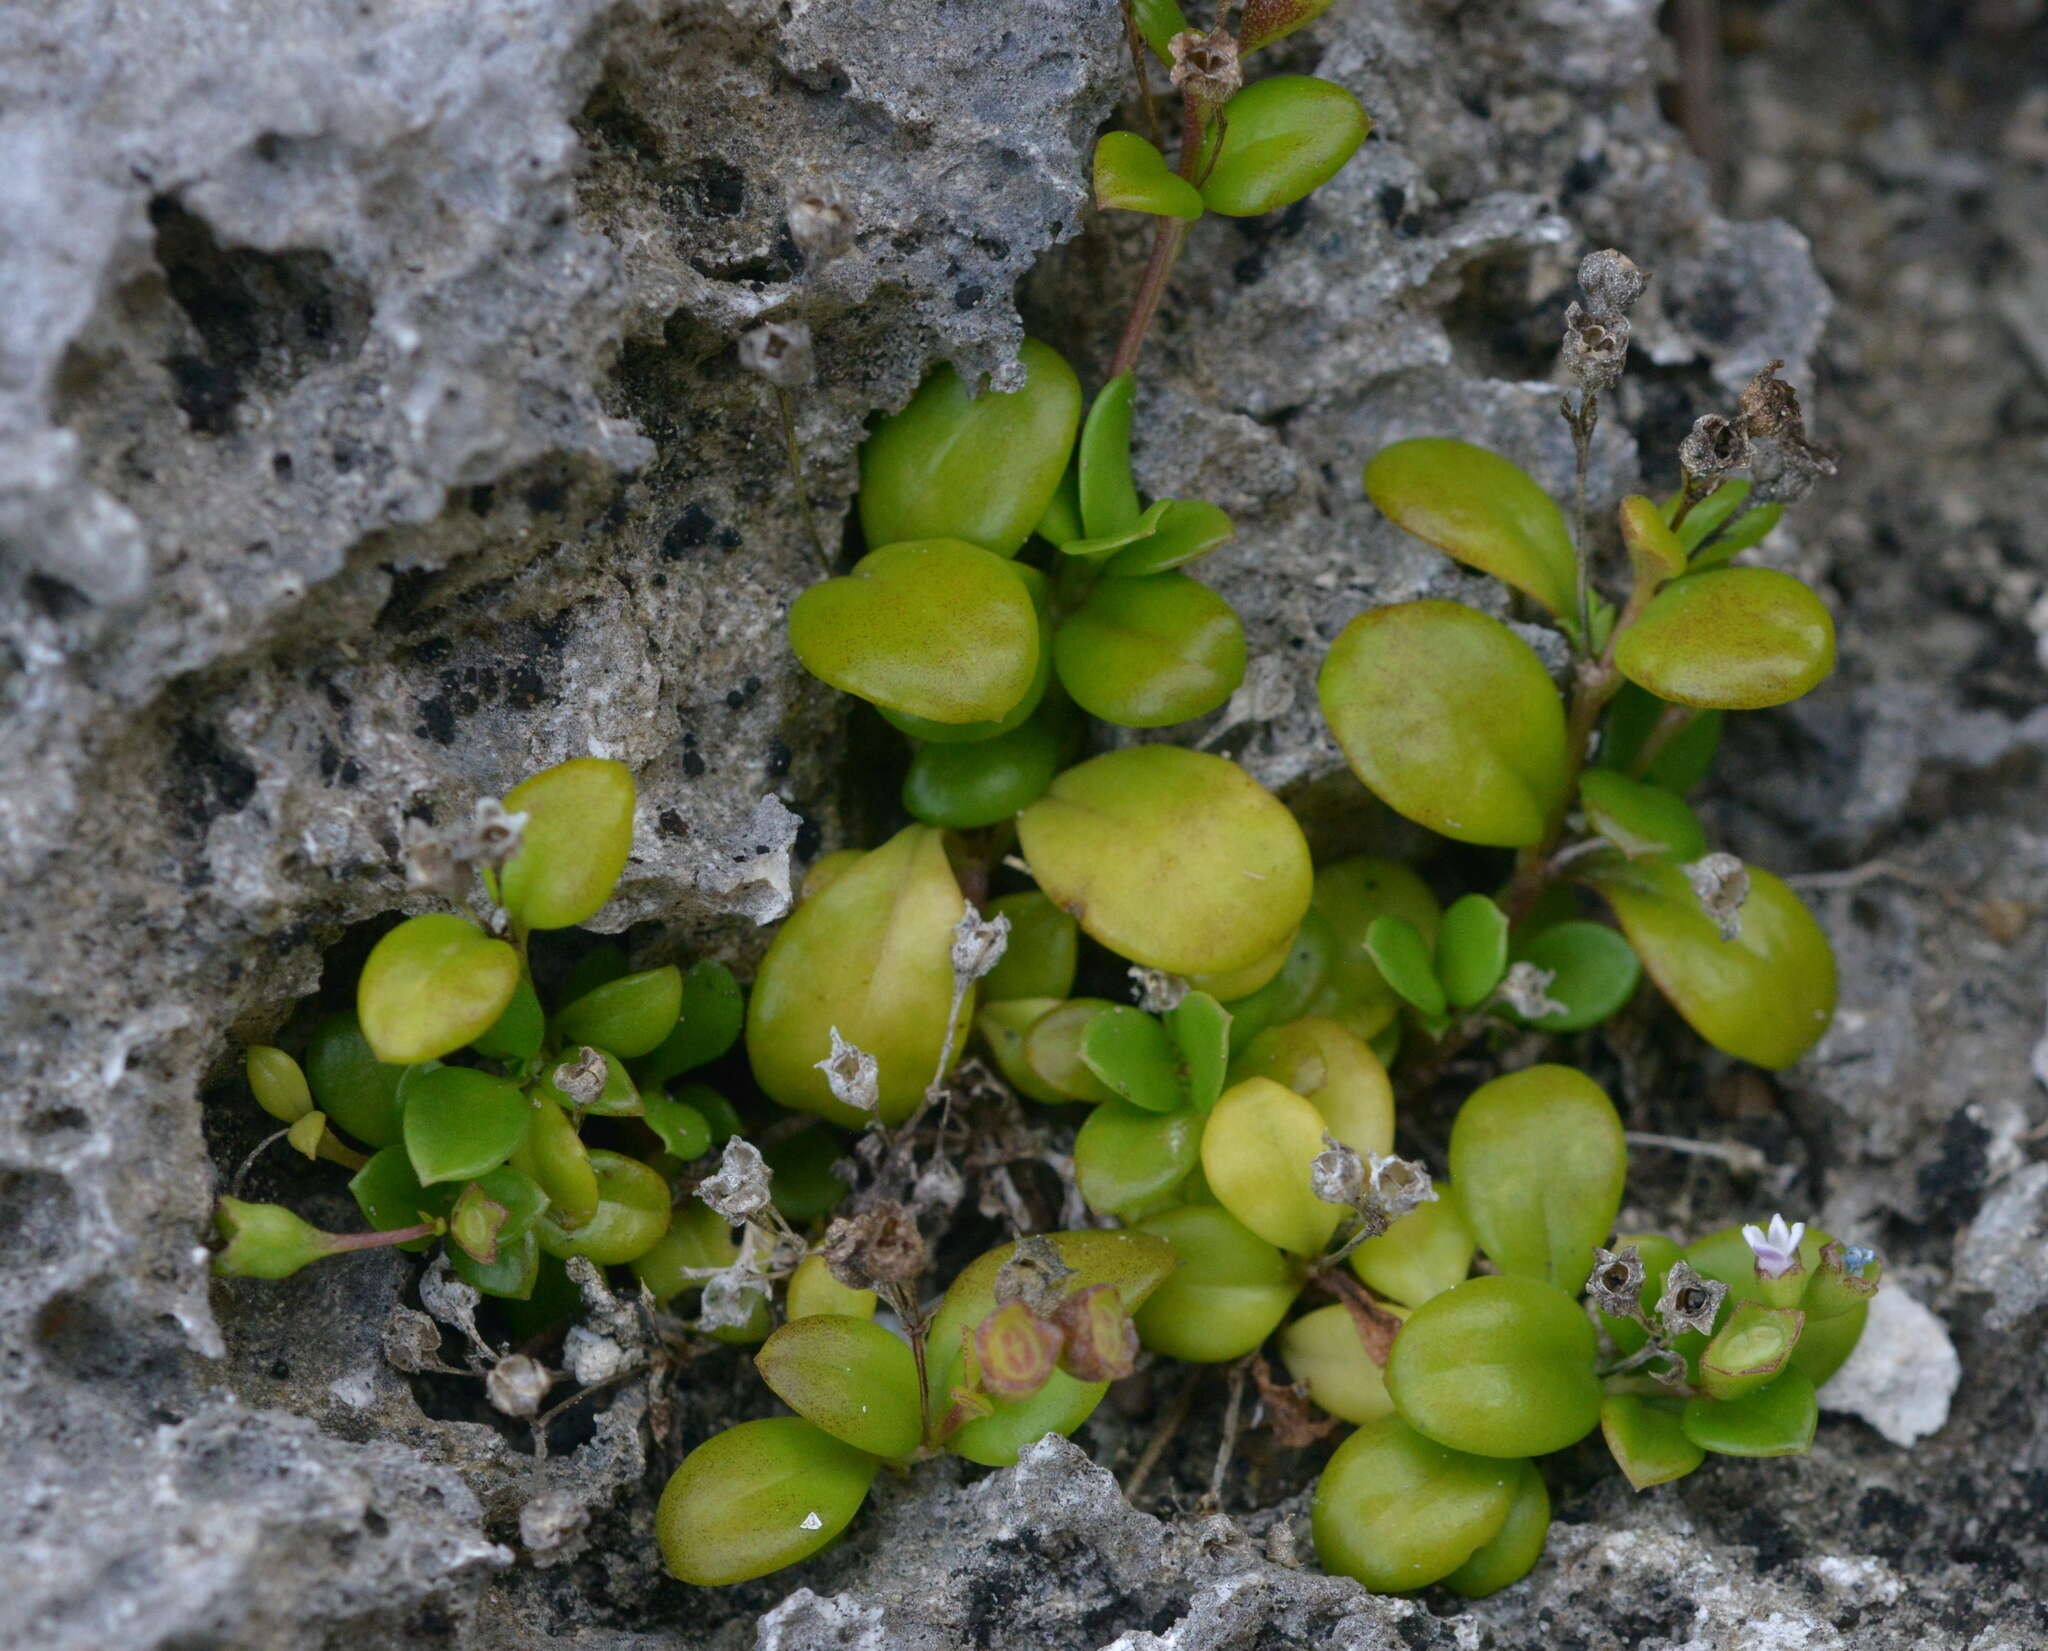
1819, 1286, 1959, 1447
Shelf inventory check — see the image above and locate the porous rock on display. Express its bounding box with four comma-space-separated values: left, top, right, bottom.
3, 0, 2042, 1647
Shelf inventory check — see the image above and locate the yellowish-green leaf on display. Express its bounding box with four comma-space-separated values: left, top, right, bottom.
1318, 601, 1569, 848
1592, 858, 1836, 1069
1017, 745, 1311, 975
357, 914, 520, 1065
498, 757, 637, 932
1364, 439, 1578, 620
1614, 567, 1836, 709
1093, 132, 1204, 220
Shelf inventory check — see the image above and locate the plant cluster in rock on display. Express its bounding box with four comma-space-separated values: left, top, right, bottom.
221, 756, 748, 1319
211, 0, 1890, 1610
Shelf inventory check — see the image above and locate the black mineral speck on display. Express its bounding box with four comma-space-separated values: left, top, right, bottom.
682, 750, 706, 778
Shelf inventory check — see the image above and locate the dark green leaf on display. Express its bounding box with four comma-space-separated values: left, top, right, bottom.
1435, 893, 1509, 1011
401, 1066, 533, 1186
1364, 915, 1445, 1018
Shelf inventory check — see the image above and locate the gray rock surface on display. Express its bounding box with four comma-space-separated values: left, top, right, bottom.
3, 0, 2044, 1647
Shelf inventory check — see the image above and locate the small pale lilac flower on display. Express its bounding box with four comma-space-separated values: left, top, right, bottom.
1741, 1213, 1807, 1278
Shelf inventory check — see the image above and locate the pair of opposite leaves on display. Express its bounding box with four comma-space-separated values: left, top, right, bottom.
354, 758, 636, 1066
1326, 439, 1836, 853
747, 745, 1314, 1125
797, 343, 1245, 734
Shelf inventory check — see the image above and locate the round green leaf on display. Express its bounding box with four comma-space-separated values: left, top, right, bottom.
1054, 573, 1244, 728
534, 1149, 672, 1265
556, 965, 683, 1061
1504, 920, 1642, 1032
746, 824, 973, 1125
1319, 601, 1569, 847
1614, 567, 1836, 709
976, 997, 1072, 1105
1312, 857, 1442, 1011
1020, 996, 1123, 1104
1681, 1366, 1818, 1458
1601, 1393, 1705, 1491
1435, 894, 1509, 1011
1442, 1459, 1549, 1598
979, 891, 1079, 1002
514, 1093, 600, 1226
657, 1417, 877, 1585
930, 1228, 1177, 1464
1386, 1274, 1602, 1458
1093, 130, 1204, 219
857, 338, 1082, 557
879, 571, 1053, 742
1230, 1016, 1393, 1159
756, 1315, 924, 1462
789, 539, 1039, 725
1200, 1076, 1341, 1256
1448, 1065, 1625, 1293
1279, 1301, 1402, 1425
1165, 990, 1232, 1113
1578, 769, 1709, 861
1364, 915, 1445, 1018
1103, 498, 1235, 577
902, 716, 1061, 828
1075, 1100, 1202, 1220
358, 914, 521, 1066
639, 960, 745, 1082
1017, 745, 1312, 975
305, 1011, 407, 1148
1200, 76, 1371, 218
1348, 1180, 1476, 1308
641, 1086, 713, 1164
1592, 859, 1836, 1069
787, 1253, 878, 1323
1081, 1006, 1184, 1114
1132, 1204, 1303, 1363
1312, 1415, 1518, 1593
401, 1066, 533, 1187
498, 757, 637, 932
470, 973, 545, 1064
1363, 439, 1578, 621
